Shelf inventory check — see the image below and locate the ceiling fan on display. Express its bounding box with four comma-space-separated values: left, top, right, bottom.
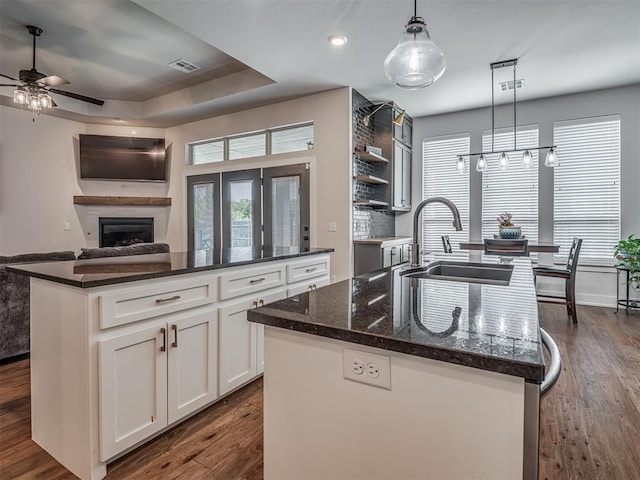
0, 25, 104, 110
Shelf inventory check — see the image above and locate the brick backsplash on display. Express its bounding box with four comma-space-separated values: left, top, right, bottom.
352, 89, 395, 241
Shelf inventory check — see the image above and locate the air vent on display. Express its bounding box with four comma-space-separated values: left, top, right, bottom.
499, 79, 525, 91
168, 59, 202, 73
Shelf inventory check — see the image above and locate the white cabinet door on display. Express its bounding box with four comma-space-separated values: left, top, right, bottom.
255, 290, 287, 375
99, 323, 168, 461
218, 297, 258, 395
167, 307, 218, 424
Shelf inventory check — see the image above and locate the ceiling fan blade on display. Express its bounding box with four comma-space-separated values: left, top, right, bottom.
51, 98, 58, 107
48, 88, 104, 106
1, 73, 18, 81
40, 75, 69, 87
0, 83, 20, 87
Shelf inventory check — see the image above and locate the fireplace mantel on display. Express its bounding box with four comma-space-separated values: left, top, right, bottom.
73, 196, 171, 206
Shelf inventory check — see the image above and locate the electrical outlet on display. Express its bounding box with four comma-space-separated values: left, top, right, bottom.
328, 222, 337, 232
343, 349, 391, 390
64, 222, 70, 231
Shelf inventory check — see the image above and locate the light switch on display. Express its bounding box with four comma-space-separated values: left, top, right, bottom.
64, 222, 70, 231
328, 222, 337, 232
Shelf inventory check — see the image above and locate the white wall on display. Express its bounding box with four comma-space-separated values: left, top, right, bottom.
165, 87, 352, 282
401, 85, 640, 306
1, 88, 353, 282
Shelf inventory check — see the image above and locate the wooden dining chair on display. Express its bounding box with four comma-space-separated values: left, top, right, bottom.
483, 238, 529, 256
441, 235, 453, 253
533, 237, 582, 325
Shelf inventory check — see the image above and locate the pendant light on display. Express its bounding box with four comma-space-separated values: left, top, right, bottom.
455, 59, 558, 173
383, 0, 446, 89
456, 156, 467, 173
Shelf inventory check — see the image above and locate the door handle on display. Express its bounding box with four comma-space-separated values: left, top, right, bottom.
171, 324, 178, 348
160, 327, 166, 352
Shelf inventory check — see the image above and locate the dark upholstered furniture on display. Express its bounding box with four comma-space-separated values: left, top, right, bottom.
483, 238, 530, 257
77, 242, 170, 259
0, 251, 76, 361
533, 237, 583, 325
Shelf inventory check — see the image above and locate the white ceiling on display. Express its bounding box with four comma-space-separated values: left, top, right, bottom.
1, 0, 638, 127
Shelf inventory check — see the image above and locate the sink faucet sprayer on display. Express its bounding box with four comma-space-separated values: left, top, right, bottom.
411, 196, 463, 267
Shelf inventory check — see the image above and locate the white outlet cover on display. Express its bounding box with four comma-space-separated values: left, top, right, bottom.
343, 348, 391, 390
328, 222, 337, 232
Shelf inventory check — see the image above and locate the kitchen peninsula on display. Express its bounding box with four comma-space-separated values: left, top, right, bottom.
8, 247, 332, 480
248, 253, 550, 480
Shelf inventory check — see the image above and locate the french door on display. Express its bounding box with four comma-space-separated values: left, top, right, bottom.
187, 163, 310, 253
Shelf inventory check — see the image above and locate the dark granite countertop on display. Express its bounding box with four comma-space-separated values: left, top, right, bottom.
248, 252, 545, 383
7, 246, 334, 288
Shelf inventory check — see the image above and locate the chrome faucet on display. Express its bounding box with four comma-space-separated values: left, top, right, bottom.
411, 196, 463, 267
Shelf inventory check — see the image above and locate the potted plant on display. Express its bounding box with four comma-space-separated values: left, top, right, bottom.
614, 234, 640, 292
497, 212, 522, 239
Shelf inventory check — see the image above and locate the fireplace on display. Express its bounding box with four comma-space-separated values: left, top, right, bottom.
99, 217, 154, 247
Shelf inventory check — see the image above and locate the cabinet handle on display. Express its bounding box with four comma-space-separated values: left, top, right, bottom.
259, 299, 265, 306
312, 284, 317, 290
253, 300, 259, 308
308, 284, 313, 290
250, 277, 266, 284
171, 324, 178, 348
305, 267, 317, 273
160, 328, 166, 352
156, 295, 181, 304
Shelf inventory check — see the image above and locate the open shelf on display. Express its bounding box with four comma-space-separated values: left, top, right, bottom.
353, 199, 389, 207
353, 150, 389, 163
73, 196, 172, 206
354, 175, 389, 185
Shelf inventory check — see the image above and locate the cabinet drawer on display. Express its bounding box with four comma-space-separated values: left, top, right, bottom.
220, 264, 285, 300
287, 257, 329, 283
100, 277, 217, 329
287, 276, 330, 296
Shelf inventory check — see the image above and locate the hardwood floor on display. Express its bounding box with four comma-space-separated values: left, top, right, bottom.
0, 304, 638, 479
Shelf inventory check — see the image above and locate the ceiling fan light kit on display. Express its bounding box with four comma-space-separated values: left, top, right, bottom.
1, 25, 104, 116
457, 58, 558, 173
383, 0, 446, 89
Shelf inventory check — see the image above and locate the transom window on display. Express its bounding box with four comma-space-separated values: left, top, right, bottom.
189, 122, 314, 165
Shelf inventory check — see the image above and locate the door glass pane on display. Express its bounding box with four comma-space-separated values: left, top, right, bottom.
271, 176, 300, 247
230, 180, 254, 246
193, 182, 215, 265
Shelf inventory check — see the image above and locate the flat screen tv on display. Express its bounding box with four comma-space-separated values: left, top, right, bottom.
79, 134, 167, 182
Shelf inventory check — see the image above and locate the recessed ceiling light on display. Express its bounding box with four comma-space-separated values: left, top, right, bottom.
328, 35, 348, 47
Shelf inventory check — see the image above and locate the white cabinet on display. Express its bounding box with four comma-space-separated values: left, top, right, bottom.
287, 277, 331, 296
219, 290, 285, 395
99, 307, 217, 460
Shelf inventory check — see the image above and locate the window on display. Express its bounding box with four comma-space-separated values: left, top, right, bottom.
188, 122, 314, 164
481, 126, 539, 247
553, 115, 620, 265
228, 132, 266, 160
422, 134, 470, 253
190, 140, 224, 165
271, 124, 314, 154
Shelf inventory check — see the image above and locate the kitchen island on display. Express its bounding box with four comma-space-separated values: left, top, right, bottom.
248, 253, 549, 480
8, 246, 332, 480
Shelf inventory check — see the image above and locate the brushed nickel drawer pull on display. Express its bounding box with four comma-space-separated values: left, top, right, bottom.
259, 299, 264, 306
171, 324, 178, 348
160, 328, 166, 352
156, 295, 181, 304
253, 300, 259, 308
305, 267, 317, 273
249, 277, 266, 284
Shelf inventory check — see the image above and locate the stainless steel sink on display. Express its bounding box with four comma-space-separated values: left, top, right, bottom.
400, 261, 514, 286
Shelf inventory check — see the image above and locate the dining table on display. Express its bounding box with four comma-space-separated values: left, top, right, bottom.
459, 241, 560, 253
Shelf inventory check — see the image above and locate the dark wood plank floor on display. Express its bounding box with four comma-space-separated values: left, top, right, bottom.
1, 304, 639, 479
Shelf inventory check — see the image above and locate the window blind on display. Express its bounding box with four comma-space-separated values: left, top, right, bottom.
481, 126, 539, 247
422, 134, 470, 253
553, 115, 620, 265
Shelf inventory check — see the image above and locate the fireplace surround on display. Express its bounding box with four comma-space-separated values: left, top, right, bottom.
99, 217, 154, 247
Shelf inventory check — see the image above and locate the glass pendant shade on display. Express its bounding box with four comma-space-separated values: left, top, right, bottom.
521, 150, 532, 168
13, 89, 28, 105
383, 19, 446, 89
38, 93, 52, 109
498, 152, 509, 171
476, 154, 488, 172
28, 94, 41, 112
456, 156, 466, 173
545, 147, 559, 167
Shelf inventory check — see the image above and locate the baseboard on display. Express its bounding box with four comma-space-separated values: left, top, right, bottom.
0, 352, 30, 366
536, 289, 616, 309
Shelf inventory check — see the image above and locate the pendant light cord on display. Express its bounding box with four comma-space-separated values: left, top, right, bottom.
513, 62, 517, 151
491, 66, 495, 152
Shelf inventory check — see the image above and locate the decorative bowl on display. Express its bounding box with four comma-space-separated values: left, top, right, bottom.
499, 226, 522, 239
